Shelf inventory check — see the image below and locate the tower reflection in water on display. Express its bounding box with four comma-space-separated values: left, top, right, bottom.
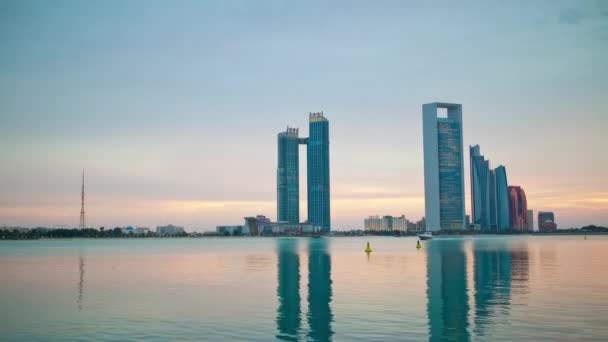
427, 239, 470, 342
276, 238, 333, 341
426, 239, 529, 341
276, 238, 301, 341
77, 254, 85, 311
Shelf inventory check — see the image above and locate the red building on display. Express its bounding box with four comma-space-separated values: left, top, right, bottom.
539, 221, 557, 232
508, 186, 528, 230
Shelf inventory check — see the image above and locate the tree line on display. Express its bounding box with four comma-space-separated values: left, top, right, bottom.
0, 228, 187, 240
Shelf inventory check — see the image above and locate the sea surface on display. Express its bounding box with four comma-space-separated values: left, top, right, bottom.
1, 236, 607, 341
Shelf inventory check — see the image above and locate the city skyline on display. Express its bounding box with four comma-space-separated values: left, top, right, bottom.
1, 1, 607, 230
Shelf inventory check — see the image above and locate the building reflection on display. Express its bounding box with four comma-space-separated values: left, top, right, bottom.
426, 239, 470, 341
276, 239, 301, 341
276, 238, 333, 342
427, 239, 531, 340
77, 254, 85, 311
510, 245, 530, 286
473, 240, 513, 336
307, 238, 333, 341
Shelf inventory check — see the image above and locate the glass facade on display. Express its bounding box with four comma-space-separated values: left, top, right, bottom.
470, 145, 491, 229
508, 186, 528, 230
308, 113, 331, 232
488, 169, 497, 228
494, 166, 510, 230
437, 118, 464, 230
277, 128, 300, 224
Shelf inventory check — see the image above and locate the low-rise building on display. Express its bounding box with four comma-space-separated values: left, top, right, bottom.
538, 211, 557, 232
216, 225, 245, 236
364, 216, 384, 231
135, 227, 150, 235
392, 215, 408, 232
364, 215, 409, 232
244, 215, 271, 236
156, 224, 185, 235
259, 222, 320, 235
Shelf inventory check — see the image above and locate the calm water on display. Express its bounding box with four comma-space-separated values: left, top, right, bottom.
1, 236, 608, 341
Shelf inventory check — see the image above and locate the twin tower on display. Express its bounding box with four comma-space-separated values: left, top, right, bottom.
277, 112, 330, 232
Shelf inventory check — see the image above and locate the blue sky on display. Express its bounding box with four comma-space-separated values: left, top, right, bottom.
1, 0, 607, 230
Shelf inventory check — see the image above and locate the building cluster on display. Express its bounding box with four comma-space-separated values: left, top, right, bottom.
277, 112, 331, 232
363, 215, 426, 233
217, 112, 331, 235
422, 102, 557, 232
216, 215, 321, 236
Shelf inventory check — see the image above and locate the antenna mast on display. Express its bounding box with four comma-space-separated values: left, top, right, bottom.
79, 170, 86, 229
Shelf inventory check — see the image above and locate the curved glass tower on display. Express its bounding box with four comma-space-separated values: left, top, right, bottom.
470, 145, 491, 229
494, 166, 510, 230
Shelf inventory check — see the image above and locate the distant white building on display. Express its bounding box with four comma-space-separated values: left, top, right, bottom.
364, 216, 384, 231
156, 224, 185, 235
392, 215, 408, 232
527, 210, 535, 231
364, 215, 409, 231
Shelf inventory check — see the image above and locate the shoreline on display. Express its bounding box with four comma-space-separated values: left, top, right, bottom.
2, 231, 608, 241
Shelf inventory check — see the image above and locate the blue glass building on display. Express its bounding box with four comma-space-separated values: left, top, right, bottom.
494, 165, 510, 230
307, 112, 331, 232
489, 169, 497, 228
277, 127, 300, 224
470, 145, 491, 229
423, 103, 465, 231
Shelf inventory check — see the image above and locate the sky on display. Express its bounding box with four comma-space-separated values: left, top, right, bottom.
1, 0, 607, 231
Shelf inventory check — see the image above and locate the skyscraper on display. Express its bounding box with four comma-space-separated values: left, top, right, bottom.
488, 169, 497, 228
470, 145, 491, 229
508, 186, 528, 230
494, 166, 510, 230
423, 102, 465, 231
526, 210, 534, 231
277, 127, 300, 224
308, 112, 330, 232
276, 113, 331, 232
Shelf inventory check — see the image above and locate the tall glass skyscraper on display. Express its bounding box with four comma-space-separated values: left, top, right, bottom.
308, 112, 331, 232
494, 165, 510, 230
470, 145, 491, 229
277, 127, 300, 224
423, 102, 465, 231
489, 169, 497, 228
277, 113, 331, 232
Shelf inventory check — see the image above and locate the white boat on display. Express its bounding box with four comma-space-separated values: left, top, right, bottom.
418, 232, 433, 240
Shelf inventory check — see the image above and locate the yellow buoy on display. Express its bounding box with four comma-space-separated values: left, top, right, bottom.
416, 240, 422, 249
365, 241, 372, 253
